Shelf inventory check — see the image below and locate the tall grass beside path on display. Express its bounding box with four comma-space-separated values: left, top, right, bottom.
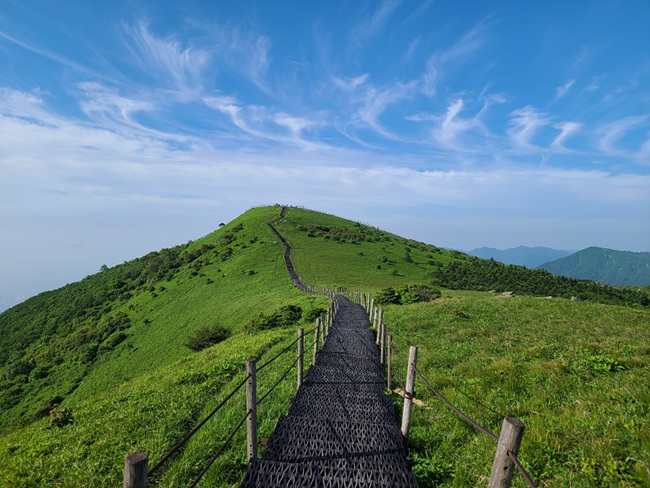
383, 291, 650, 487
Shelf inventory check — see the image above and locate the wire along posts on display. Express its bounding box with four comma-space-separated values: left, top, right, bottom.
381, 314, 536, 488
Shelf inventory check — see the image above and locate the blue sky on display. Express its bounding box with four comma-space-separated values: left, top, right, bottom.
1, 0, 649, 310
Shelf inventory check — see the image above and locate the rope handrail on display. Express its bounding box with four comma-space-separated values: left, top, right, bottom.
257, 332, 302, 373
386, 320, 538, 488
390, 338, 497, 441
414, 364, 498, 441
508, 450, 539, 488
188, 409, 250, 488
257, 353, 302, 406
148, 372, 250, 477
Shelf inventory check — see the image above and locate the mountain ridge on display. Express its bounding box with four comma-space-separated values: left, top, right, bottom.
539, 246, 650, 286
467, 245, 574, 268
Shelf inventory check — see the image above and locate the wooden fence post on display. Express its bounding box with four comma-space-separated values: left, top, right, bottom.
488, 417, 525, 488
320, 315, 325, 345
401, 346, 418, 441
376, 309, 383, 345
313, 320, 320, 363
387, 335, 392, 390
369, 298, 375, 321
246, 358, 257, 462
328, 304, 333, 330
124, 451, 148, 488
297, 328, 304, 389
380, 319, 386, 365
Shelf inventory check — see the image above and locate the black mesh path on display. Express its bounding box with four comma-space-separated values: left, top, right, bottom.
241, 296, 418, 487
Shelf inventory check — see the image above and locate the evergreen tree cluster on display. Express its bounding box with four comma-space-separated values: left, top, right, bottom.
433, 258, 650, 307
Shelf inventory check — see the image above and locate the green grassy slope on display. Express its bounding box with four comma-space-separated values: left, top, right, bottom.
273, 207, 456, 291
0, 205, 328, 431
385, 293, 650, 487
1, 205, 649, 487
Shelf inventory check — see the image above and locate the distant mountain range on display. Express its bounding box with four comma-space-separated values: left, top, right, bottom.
468, 246, 574, 268
538, 247, 650, 287
467, 245, 650, 287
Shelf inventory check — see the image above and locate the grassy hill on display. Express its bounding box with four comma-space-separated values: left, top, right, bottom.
1, 205, 649, 487
539, 246, 650, 287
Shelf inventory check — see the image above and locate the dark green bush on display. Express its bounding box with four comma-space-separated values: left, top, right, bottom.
186, 324, 231, 352
375, 288, 401, 305
49, 408, 73, 428
303, 307, 326, 323
247, 305, 303, 331
375, 284, 441, 305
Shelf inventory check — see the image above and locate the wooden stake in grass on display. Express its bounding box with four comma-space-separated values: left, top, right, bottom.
313, 320, 320, 363
380, 319, 386, 365
124, 451, 148, 488
387, 335, 392, 390
376, 309, 383, 345
401, 346, 418, 441
320, 314, 325, 345
488, 417, 525, 488
297, 328, 304, 389
245, 358, 257, 462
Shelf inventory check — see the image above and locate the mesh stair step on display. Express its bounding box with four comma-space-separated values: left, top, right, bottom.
315, 352, 381, 370
288, 386, 396, 423
262, 415, 405, 462
241, 460, 418, 488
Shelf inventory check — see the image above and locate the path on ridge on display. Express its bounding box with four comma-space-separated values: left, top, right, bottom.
241, 297, 417, 486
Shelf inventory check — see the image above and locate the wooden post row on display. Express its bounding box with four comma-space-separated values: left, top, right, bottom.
401, 346, 418, 441
488, 418, 525, 488
246, 358, 257, 461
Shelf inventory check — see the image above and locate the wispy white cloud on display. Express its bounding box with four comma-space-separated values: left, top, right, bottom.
507, 106, 551, 151
401, 36, 421, 65
433, 98, 484, 149
124, 22, 211, 100
203, 95, 323, 150
599, 115, 649, 158
0, 29, 115, 82
350, 81, 418, 140
240, 33, 272, 91
553, 79, 575, 101
422, 21, 488, 96
551, 121, 581, 151
77, 82, 152, 125
0, 87, 57, 124
354, 0, 403, 41
333, 74, 369, 91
